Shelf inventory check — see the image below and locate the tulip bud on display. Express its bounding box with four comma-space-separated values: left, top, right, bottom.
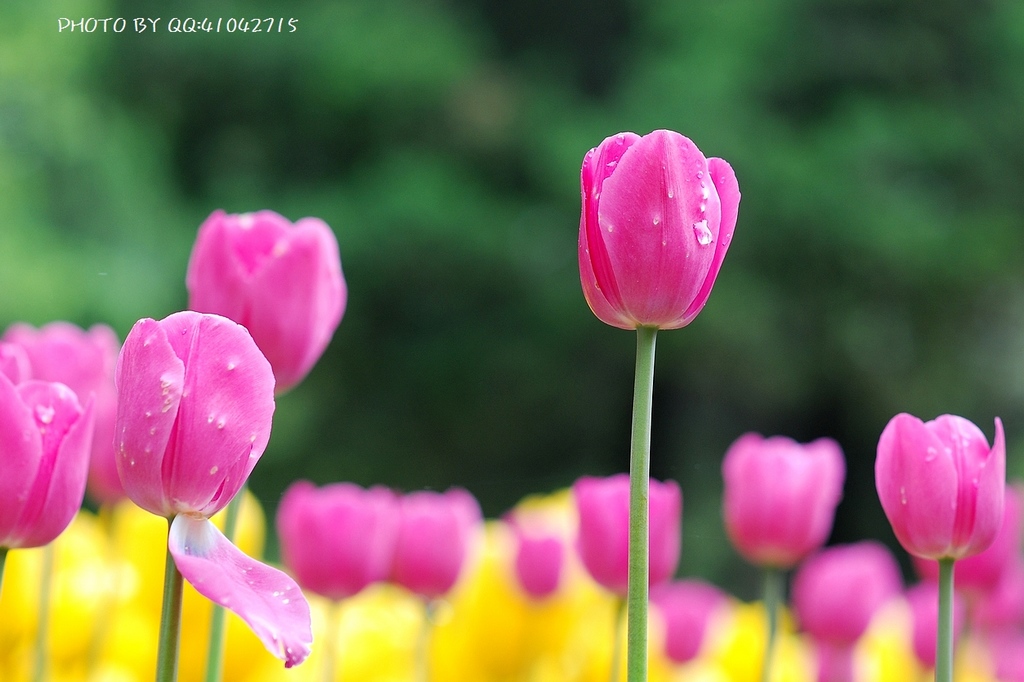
0, 375, 94, 549
650, 579, 729, 664
186, 209, 346, 393
277, 481, 399, 601
578, 130, 740, 330
572, 474, 682, 594
875, 413, 1005, 561
722, 433, 845, 568
391, 488, 482, 599
3, 322, 122, 505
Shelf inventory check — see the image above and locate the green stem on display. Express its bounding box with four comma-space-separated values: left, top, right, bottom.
609, 597, 626, 682
936, 558, 955, 682
416, 600, 436, 682
203, 487, 245, 682
32, 543, 55, 682
0, 547, 8, 596
760, 567, 784, 682
157, 517, 185, 682
626, 325, 657, 682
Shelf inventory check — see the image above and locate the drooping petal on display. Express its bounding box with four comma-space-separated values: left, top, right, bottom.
115, 318, 186, 517
169, 514, 312, 668
159, 312, 275, 517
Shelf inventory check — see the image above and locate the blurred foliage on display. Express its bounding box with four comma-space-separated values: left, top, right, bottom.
3, 0, 1024, 597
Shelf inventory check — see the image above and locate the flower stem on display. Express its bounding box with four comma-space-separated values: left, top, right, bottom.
627, 325, 657, 682
0, 547, 8, 595
203, 488, 245, 682
321, 600, 340, 682
416, 600, 436, 682
157, 517, 185, 682
936, 558, 955, 682
32, 543, 55, 682
760, 567, 784, 682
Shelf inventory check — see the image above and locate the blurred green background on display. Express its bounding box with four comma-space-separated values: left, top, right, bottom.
3, 0, 1024, 598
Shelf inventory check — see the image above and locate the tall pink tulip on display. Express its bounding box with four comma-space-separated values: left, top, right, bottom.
115, 311, 311, 667
277, 481, 399, 601
391, 488, 482, 599
573, 474, 682, 595
875, 413, 1005, 561
3, 322, 122, 504
506, 514, 566, 600
722, 433, 845, 568
186, 209, 346, 393
0, 374, 94, 549
578, 129, 740, 330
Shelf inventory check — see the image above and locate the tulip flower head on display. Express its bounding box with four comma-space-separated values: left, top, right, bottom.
572, 474, 682, 595
650, 579, 729, 664
391, 488, 482, 599
792, 541, 903, 646
3, 322, 123, 504
722, 433, 845, 568
875, 413, 1005, 561
277, 480, 399, 601
0, 374, 94, 550
506, 514, 566, 600
186, 209, 347, 393
115, 311, 311, 667
578, 129, 740, 330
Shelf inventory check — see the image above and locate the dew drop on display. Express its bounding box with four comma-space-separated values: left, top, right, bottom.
667, 189, 674, 199
145, 411, 152, 418
207, 414, 215, 424
226, 361, 237, 371
210, 466, 219, 475
282, 598, 290, 605
129, 459, 136, 467
696, 170, 704, 179
693, 220, 713, 246
216, 418, 226, 430
606, 224, 614, 233
900, 486, 907, 505
925, 446, 938, 462
149, 427, 156, 435
606, 160, 617, 169
652, 216, 660, 226
35, 405, 55, 425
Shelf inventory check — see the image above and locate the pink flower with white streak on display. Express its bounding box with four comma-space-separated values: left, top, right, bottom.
115, 311, 311, 667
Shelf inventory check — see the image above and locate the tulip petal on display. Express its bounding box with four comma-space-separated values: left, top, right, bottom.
245, 218, 346, 391
159, 312, 275, 517
876, 413, 958, 558
115, 318, 185, 517
682, 157, 740, 325
11, 385, 93, 548
0, 374, 41, 545
186, 210, 253, 325
169, 514, 312, 668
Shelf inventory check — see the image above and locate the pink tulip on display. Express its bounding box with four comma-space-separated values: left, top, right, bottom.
875, 413, 1005, 561
578, 129, 740, 330
722, 433, 845, 568
914, 483, 1022, 595
186, 209, 346, 393
391, 488, 482, 599
0, 374, 94, 549
507, 515, 566, 600
572, 474, 682, 595
0, 342, 30, 384
115, 311, 310, 667
3, 322, 123, 504
792, 542, 902, 646
650, 579, 728, 664
277, 481, 399, 601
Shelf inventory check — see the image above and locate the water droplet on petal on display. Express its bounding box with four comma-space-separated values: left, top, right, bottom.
667, 189, 674, 199
925, 446, 938, 461
652, 216, 660, 226
210, 466, 219, 475
207, 414, 215, 424
900, 486, 907, 505
216, 418, 226, 430
35, 405, 55, 425
693, 220, 713, 246
226, 361, 237, 370
696, 170, 704, 179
